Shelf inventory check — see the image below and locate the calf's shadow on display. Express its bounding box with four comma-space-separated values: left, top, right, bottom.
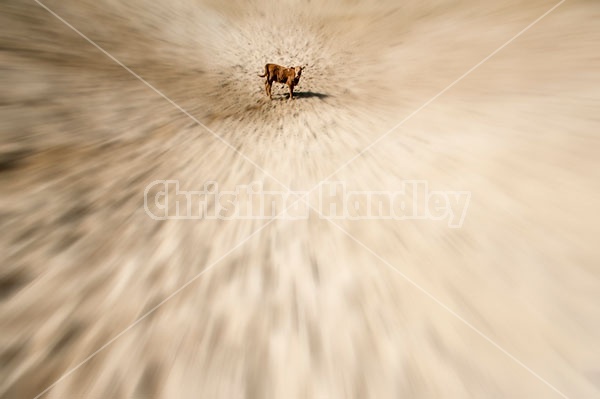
292, 91, 329, 100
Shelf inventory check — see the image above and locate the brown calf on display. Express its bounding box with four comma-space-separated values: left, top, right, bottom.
258, 63, 304, 100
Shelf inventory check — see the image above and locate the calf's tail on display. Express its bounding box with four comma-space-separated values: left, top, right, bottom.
258, 65, 267, 77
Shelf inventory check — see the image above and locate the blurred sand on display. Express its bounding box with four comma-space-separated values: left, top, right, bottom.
1, 0, 599, 397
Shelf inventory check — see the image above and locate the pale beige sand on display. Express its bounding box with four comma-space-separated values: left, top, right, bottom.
1, 0, 599, 398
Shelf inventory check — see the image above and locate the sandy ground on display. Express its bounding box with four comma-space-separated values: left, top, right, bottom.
1, 0, 599, 397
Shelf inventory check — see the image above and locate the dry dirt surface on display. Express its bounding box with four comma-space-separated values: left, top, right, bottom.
1, 0, 600, 398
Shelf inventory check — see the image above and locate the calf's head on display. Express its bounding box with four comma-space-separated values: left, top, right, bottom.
292, 66, 304, 85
